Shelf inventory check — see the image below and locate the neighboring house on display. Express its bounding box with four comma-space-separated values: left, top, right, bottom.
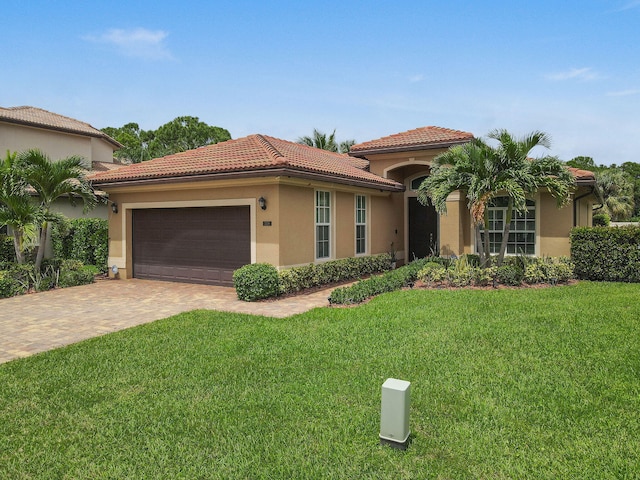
0, 106, 122, 222
90, 126, 597, 286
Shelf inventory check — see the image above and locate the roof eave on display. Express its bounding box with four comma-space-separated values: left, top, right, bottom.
91, 167, 405, 192
0, 117, 123, 149
349, 138, 472, 158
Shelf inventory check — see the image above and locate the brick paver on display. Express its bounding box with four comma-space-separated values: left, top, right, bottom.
0, 279, 336, 364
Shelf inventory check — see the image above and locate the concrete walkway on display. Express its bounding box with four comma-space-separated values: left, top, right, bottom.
0, 279, 335, 364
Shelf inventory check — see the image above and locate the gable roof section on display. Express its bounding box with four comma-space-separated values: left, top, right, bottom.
349, 126, 474, 156
0, 106, 122, 149
89, 134, 403, 191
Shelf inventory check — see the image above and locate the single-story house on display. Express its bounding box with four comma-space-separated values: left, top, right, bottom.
90, 126, 597, 286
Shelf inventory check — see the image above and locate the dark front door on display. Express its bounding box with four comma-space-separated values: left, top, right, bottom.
132, 206, 251, 286
408, 197, 438, 260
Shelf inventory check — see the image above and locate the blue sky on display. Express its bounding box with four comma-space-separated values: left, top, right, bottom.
3, 0, 639, 165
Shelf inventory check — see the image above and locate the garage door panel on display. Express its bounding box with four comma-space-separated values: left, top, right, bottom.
132, 206, 250, 286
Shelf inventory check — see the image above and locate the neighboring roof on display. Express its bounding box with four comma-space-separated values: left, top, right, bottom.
91, 160, 126, 173
567, 167, 596, 185
0, 106, 122, 149
349, 126, 474, 156
89, 134, 404, 191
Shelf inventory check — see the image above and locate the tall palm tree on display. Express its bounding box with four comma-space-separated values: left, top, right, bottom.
297, 129, 356, 153
418, 130, 575, 266
17, 149, 97, 271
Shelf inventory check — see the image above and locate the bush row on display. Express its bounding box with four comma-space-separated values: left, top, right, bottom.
570, 226, 640, 282
0, 259, 97, 299
418, 256, 573, 288
51, 218, 109, 272
0, 235, 15, 263
328, 256, 574, 305
233, 254, 392, 301
328, 258, 430, 305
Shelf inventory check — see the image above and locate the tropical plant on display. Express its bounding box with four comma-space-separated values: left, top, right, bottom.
297, 129, 356, 153
593, 168, 634, 221
16, 149, 97, 271
0, 151, 42, 263
418, 130, 575, 267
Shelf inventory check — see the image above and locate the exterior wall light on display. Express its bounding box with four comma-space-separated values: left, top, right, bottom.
111, 202, 118, 214
258, 197, 267, 210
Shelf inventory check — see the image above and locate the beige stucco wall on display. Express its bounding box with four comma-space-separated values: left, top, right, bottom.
0, 122, 116, 166
538, 192, 574, 256
102, 178, 399, 278
440, 193, 471, 256
371, 193, 403, 259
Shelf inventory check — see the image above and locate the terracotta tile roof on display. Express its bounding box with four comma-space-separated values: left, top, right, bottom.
567, 167, 596, 185
350, 126, 474, 155
0, 106, 122, 148
89, 134, 403, 191
91, 160, 126, 172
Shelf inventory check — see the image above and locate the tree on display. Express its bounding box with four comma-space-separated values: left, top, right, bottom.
620, 161, 640, 218
593, 168, 634, 221
418, 130, 575, 267
566, 156, 598, 171
101, 116, 232, 163
102, 123, 153, 163
297, 129, 356, 153
0, 151, 42, 263
147, 116, 231, 158
17, 149, 97, 271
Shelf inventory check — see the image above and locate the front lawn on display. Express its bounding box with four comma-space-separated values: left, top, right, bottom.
1, 282, 638, 478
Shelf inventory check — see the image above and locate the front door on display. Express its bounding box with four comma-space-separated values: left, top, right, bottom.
408, 197, 438, 260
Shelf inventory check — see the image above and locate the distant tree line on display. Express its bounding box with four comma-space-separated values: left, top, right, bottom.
101, 116, 231, 163
566, 156, 640, 221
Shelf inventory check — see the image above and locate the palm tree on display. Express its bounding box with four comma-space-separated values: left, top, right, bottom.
593, 169, 634, 221
17, 149, 97, 271
297, 129, 356, 153
418, 130, 575, 266
0, 151, 42, 263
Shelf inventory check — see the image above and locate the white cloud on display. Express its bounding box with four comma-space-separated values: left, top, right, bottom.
83, 28, 174, 60
545, 67, 599, 81
606, 89, 640, 97
616, 1, 640, 11
408, 74, 425, 83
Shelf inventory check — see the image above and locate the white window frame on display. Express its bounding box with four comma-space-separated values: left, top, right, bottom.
355, 194, 367, 255
481, 197, 537, 256
315, 190, 331, 260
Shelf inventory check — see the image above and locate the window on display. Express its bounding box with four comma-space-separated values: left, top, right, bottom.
315, 191, 331, 259
410, 175, 429, 191
355, 195, 367, 255
481, 197, 536, 255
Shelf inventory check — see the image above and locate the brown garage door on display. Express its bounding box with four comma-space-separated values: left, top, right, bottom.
132, 206, 250, 286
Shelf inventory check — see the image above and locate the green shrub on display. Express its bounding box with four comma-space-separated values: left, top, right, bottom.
460, 253, 481, 268
571, 226, 640, 282
592, 213, 610, 227
496, 265, 524, 286
233, 263, 281, 301
57, 259, 97, 288
0, 270, 23, 298
0, 235, 15, 263
328, 258, 425, 305
417, 262, 447, 284
51, 218, 108, 272
473, 266, 497, 286
278, 253, 391, 295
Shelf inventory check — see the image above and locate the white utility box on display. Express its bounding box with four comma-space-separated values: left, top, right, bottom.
379, 378, 411, 449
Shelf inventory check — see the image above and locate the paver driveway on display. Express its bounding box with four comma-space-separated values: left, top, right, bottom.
0, 279, 335, 364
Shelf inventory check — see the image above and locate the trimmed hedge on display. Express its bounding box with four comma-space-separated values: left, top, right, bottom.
571, 226, 640, 282
233, 263, 281, 301
278, 253, 391, 295
51, 218, 108, 271
328, 258, 428, 305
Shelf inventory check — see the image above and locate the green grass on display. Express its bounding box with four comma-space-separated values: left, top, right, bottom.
1, 281, 639, 479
